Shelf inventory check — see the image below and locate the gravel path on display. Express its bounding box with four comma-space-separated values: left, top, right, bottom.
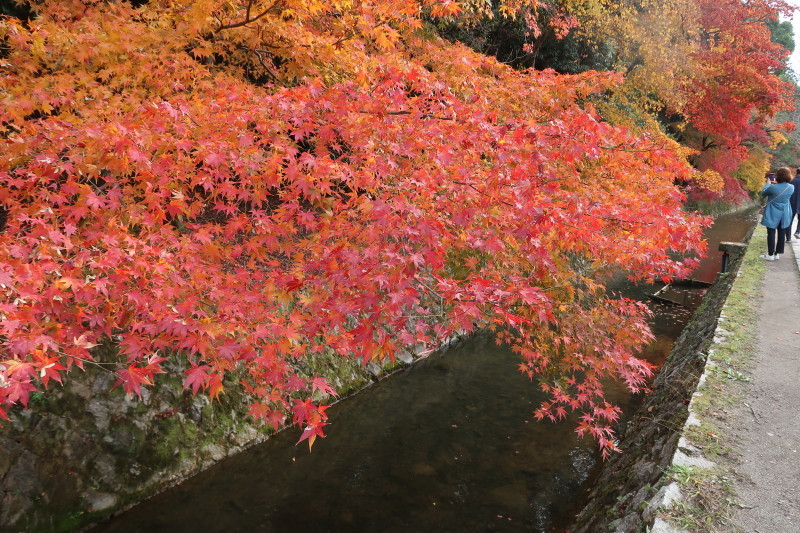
730, 236, 800, 532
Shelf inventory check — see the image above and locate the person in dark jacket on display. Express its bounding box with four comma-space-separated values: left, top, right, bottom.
791, 167, 800, 240
761, 167, 795, 260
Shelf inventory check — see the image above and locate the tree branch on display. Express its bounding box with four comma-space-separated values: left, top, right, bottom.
358, 109, 455, 121
216, 0, 283, 32
239, 45, 279, 81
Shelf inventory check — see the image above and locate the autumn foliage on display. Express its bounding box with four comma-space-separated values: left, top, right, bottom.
542, 0, 796, 203
0, 0, 783, 455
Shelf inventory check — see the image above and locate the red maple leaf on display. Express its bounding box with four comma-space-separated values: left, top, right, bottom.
182, 364, 211, 394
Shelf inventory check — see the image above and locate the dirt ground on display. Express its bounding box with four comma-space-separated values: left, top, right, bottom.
729, 236, 800, 532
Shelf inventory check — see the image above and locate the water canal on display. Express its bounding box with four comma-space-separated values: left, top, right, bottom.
91, 210, 757, 533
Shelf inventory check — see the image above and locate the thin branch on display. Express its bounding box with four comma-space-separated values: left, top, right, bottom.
331, 31, 356, 48
542, 132, 680, 152
216, 0, 282, 33
452, 181, 514, 207
357, 109, 456, 121
239, 45, 278, 81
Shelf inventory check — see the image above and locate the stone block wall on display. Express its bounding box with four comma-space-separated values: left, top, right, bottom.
0, 343, 381, 532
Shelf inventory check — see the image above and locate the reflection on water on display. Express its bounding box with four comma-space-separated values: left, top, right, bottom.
91, 211, 757, 533
650, 286, 708, 308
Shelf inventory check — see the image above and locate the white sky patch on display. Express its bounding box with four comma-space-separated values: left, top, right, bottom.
786, 0, 800, 73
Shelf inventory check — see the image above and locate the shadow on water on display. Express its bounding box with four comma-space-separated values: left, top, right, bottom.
91, 210, 757, 533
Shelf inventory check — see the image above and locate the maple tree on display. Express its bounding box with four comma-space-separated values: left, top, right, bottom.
683, 0, 793, 142
678, 0, 795, 202
513, 0, 795, 203
0, 0, 712, 456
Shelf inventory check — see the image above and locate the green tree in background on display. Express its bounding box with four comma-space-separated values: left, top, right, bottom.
768, 19, 795, 55
765, 17, 800, 169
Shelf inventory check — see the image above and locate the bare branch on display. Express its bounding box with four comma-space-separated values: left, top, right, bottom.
357, 109, 455, 121
239, 45, 279, 81
216, 0, 283, 32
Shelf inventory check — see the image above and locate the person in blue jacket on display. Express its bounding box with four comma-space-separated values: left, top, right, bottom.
791, 167, 800, 240
761, 166, 794, 261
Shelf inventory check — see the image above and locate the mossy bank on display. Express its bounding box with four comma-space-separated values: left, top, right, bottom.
0, 341, 420, 533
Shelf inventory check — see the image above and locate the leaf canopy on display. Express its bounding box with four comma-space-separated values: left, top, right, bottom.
0, 0, 737, 455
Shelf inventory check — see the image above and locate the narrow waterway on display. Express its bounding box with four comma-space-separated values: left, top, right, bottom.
91, 211, 757, 533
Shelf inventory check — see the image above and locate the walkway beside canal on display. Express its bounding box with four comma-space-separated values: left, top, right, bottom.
728, 231, 800, 532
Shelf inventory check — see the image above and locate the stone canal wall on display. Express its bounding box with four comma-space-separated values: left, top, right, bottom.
0, 341, 436, 532
1, 350, 266, 533
568, 227, 755, 533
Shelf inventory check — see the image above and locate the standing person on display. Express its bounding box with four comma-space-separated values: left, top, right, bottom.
791, 167, 800, 240
760, 167, 794, 260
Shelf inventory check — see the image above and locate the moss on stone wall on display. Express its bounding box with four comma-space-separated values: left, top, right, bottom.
0, 333, 423, 532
